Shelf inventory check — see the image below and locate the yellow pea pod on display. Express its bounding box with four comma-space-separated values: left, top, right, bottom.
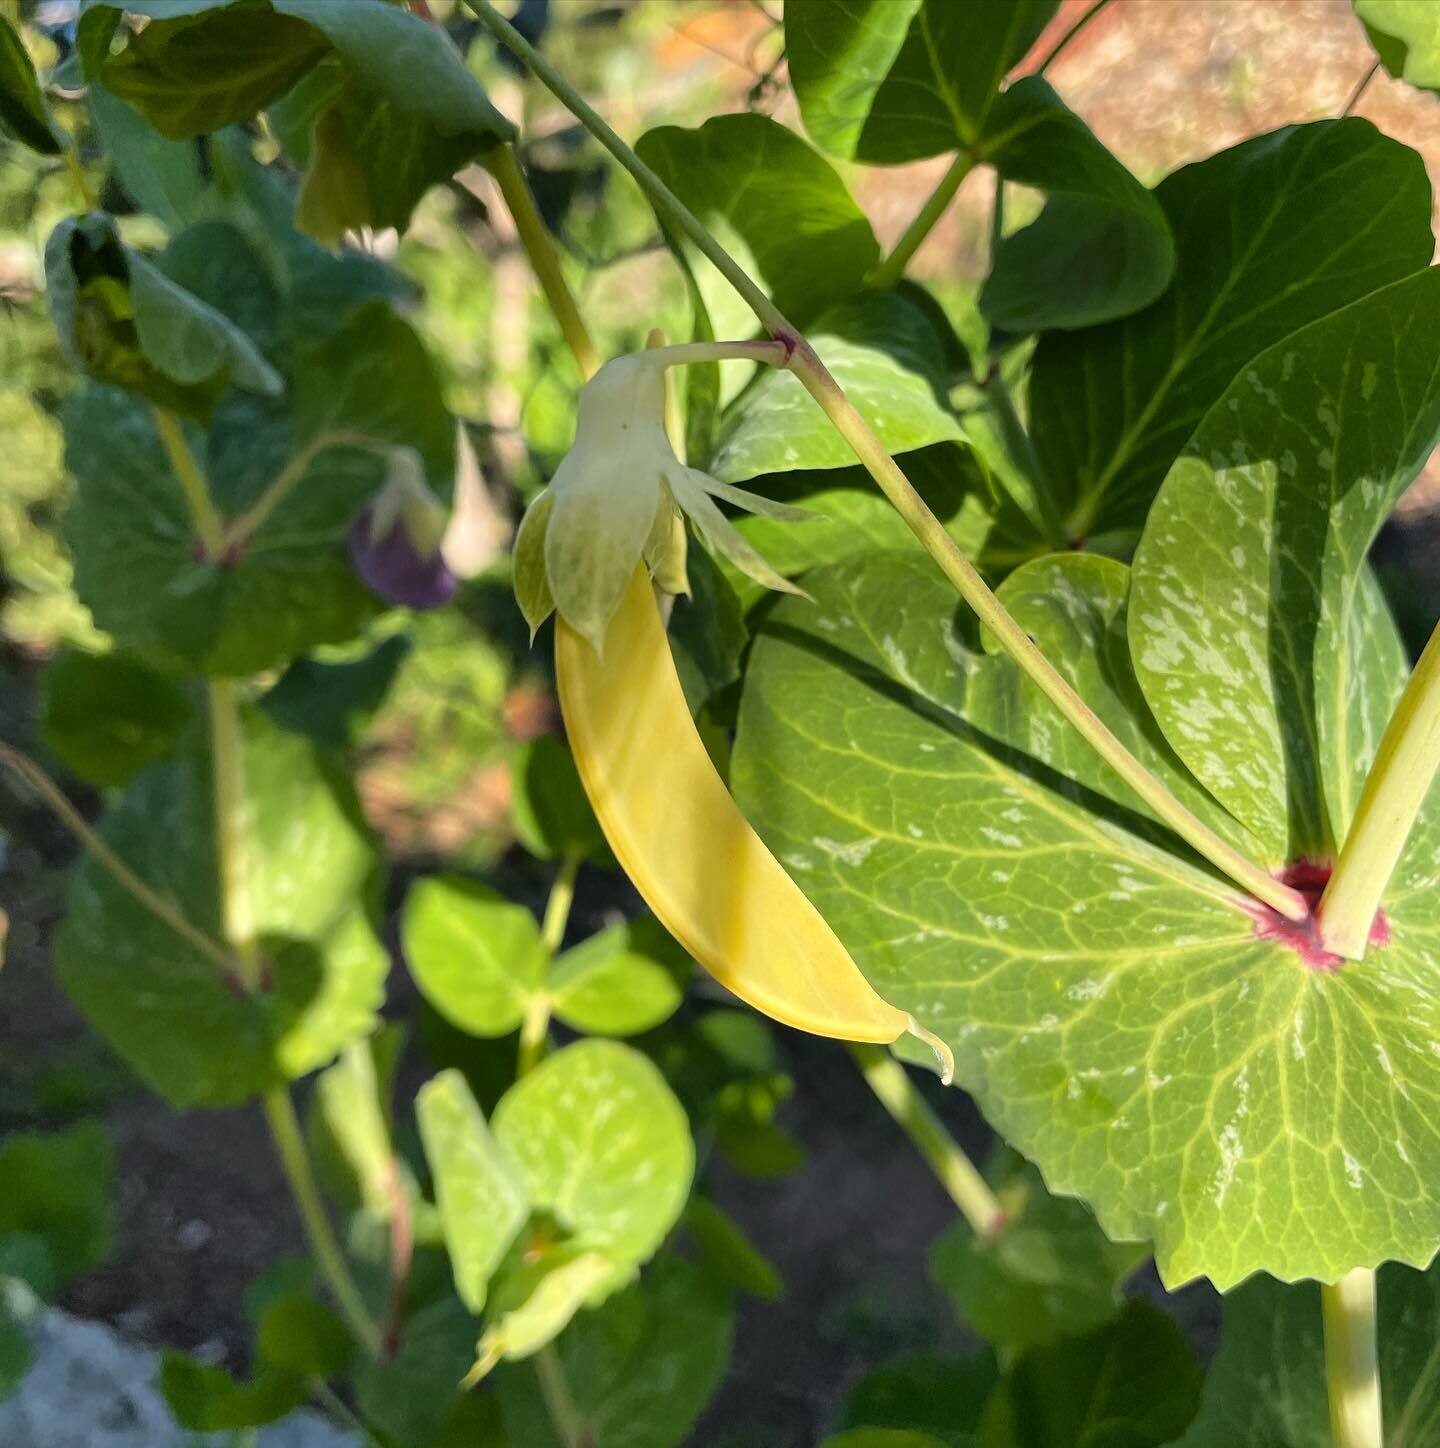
556, 565, 951, 1073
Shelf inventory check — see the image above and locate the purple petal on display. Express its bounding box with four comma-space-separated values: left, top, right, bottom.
347, 507, 458, 610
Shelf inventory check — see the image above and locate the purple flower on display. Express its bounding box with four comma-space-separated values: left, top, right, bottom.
347, 448, 458, 610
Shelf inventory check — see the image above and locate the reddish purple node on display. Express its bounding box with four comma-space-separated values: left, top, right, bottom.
1246, 859, 1389, 970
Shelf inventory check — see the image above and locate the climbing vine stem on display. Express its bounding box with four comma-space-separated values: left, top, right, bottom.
460, 0, 1308, 925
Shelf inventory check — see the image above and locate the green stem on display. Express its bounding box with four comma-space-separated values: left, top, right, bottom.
208, 679, 261, 989
460, 0, 1309, 926
220, 430, 379, 552
1319, 620, 1440, 958
309, 1377, 395, 1448
869, 153, 976, 289
519, 848, 582, 1076
787, 345, 1307, 921
535, 1343, 589, 1448
152, 407, 225, 558
983, 370, 1066, 549
264, 1087, 383, 1358
0, 744, 237, 975
65, 148, 97, 211
1035, 0, 1117, 74
1321, 1269, 1383, 1448
485, 144, 601, 380
849, 1044, 1003, 1237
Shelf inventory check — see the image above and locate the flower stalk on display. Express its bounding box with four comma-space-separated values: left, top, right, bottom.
1321, 1269, 1383, 1448
461, 0, 1309, 926
1319, 619, 1440, 959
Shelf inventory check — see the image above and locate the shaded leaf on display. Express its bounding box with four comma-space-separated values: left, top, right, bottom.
54, 710, 386, 1107
636, 113, 878, 323
256, 1294, 353, 1377
511, 734, 611, 867
0, 1125, 114, 1290
1030, 118, 1433, 539
837, 1353, 999, 1448
0, 15, 66, 155
685, 1196, 783, 1301
260, 635, 411, 752
159, 1353, 306, 1432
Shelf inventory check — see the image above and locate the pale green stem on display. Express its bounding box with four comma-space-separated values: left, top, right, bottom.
869, 153, 977, 289
208, 679, 261, 990
220, 430, 380, 552
0, 744, 237, 975
484, 143, 601, 380
1319, 620, 1440, 958
645, 328, 686, 455
64, 148, 97, 211
849, 1044, 1003, 1237
535, 1343, 589, 1448
1035, 0, 1117, 74
152, 406, 225, 558
263, 1088, 383, 1357
519, 848, 582, 1076
460, 0, 1309, 926
1321, 1269, 1383, 1448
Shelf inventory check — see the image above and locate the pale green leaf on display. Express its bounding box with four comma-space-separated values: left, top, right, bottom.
1030, 118, 1433, 539
491, 1041, 694, 1290
549, 917, 689, 1038
710, 290, 963, 482
481, 1247, 614, 1363
312, 1036, 398, 1220
733, 548, 1440, 1286
1356, 0, 1440, 93
416, 1069, 530, 1314
1130, 266, 1440, 862
403, 877, 546, 1039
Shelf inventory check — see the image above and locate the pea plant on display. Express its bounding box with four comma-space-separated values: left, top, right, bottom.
5, 0, 1440, 1445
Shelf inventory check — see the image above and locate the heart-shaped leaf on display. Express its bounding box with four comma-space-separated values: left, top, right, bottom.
733, 543, 1440, 1287
53, 710, 386, 1107
1029, 118, 1433, 541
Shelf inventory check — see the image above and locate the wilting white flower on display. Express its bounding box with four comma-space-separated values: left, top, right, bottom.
513, 353, 808, 653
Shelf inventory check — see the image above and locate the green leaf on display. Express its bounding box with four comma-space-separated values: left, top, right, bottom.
733, 544, 1440, 1286
88, 80, 208, 231
667, 544, 748, 714
980, 1301, 1200, 1448
823, 1433, 953, 1448
403, 878, 547, 1039
491, 1041, 694, 1291
416, 1069, 530, 1314
837, 1353, 999, 1448
496, 1256, 733, 1448
0, 1300, 30, 1402
40, 649, 193, 788
976, 78, 1174, 332
480, 1245, 616, 1365
53, 710, 386, 1107
549, 917, 689, 1038
710, 290, 963, 482
1030, 118, 1433, 540
636, 113, 878, 323
63, 300, 449, 676
45, 213, 282, 419
1130, 265, 1440, 863
100, 0, 328, 137
786, 0, 1058, 162
511, 734, 611, 866
0, 1125, 114, 1289
260, 635, 411, 752
256, 1294, 353, 1377
1356, 0, 1440, 93
353, 1295, 476, 1448
312, 1034, 400, 1219
160, 1353, 307, 1432
0, 15, 66, 155
684, 1197, 783, 1301
930, 1159, 1146, 1351
1176, 1258, 1440, 1447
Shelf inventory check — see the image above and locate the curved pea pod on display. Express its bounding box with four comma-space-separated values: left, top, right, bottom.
556, 565, 951, 1074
